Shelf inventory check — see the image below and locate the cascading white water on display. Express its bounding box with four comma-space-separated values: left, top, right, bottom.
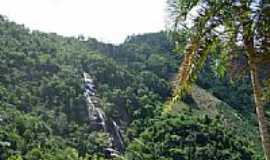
83, 72, 106, 130
83, 72, 125, 154
96, 108, 106, 130
112, 121, 124, 151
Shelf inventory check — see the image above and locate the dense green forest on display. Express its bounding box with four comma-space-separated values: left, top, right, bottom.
0, 8, 268, 160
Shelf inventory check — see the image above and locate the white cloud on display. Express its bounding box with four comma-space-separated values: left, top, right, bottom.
0, 0, 166, 44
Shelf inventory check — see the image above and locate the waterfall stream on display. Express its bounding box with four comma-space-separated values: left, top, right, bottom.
83, 72, 125, 155
111, 120, 124, 152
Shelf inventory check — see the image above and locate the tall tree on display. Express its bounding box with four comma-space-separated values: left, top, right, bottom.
167, 0, 270, 159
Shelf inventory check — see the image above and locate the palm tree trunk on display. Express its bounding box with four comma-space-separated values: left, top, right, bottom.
242, 15, 270, 157
249, 61, 270, 160
245, 39, 270, 159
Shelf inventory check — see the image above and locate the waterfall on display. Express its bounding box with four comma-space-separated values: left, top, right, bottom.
111, 120, 125, 152
83, 72, 125, 155
84, 72, 106, 130
96, 108, 106, 130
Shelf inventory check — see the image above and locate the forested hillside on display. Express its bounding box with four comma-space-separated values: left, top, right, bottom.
0, 15, 264, 159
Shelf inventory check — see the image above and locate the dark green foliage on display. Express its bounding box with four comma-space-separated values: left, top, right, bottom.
125, 113, 254, 160
197, 61, 254, 114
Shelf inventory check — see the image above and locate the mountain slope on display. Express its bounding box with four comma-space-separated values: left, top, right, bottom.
169, 85, 263, 156
0, 15, 263, 159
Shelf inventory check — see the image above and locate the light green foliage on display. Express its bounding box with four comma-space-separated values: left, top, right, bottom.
8, 155, 23, 160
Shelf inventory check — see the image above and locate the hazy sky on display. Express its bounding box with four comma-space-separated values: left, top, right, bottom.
0, 0, 167, 44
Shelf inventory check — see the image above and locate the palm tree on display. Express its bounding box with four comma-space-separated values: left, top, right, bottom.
166, 0, 270, 159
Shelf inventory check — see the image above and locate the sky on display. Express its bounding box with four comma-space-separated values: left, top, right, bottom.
0, 0, 167, 44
